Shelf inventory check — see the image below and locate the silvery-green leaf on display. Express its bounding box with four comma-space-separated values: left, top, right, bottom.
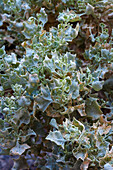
46, 131, 66, 149
17, 96, 31, 107
73, 117, 85, 132
10, 142, 30, 155
85, 98, 102, 120
35, 96, 52, 112
44, 55, 55, 73
14, 109, 30, 126
69, 80, 79, 99
92, 81, 103, 91
0, 46, 5, 56
72, 149, 87, 161
50, 118, 58, 129
37, 8, 48, 26
104, 163, 113, 170
101, 49, 110, 58
35, 85, 53, 112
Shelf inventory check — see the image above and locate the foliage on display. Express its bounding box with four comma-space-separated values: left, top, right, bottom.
0, 0, 113, 169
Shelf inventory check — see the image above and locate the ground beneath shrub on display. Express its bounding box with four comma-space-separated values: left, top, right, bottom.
0, 155, 13, 170
0, 155, 37, 170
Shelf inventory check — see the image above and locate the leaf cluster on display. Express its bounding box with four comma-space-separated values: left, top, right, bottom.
0, 0, 113, 169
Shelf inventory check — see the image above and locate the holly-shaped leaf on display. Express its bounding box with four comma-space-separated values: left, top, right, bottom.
10, 142, 30, 155
85, 98, 102, 120
46, 130, 66, 149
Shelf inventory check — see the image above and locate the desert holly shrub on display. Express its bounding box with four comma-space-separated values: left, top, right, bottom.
0, 0, 113, 169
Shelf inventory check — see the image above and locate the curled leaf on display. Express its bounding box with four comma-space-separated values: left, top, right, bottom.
10, 142, 30, 155
85, 98, 102, 120
46, 131, 66, 149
